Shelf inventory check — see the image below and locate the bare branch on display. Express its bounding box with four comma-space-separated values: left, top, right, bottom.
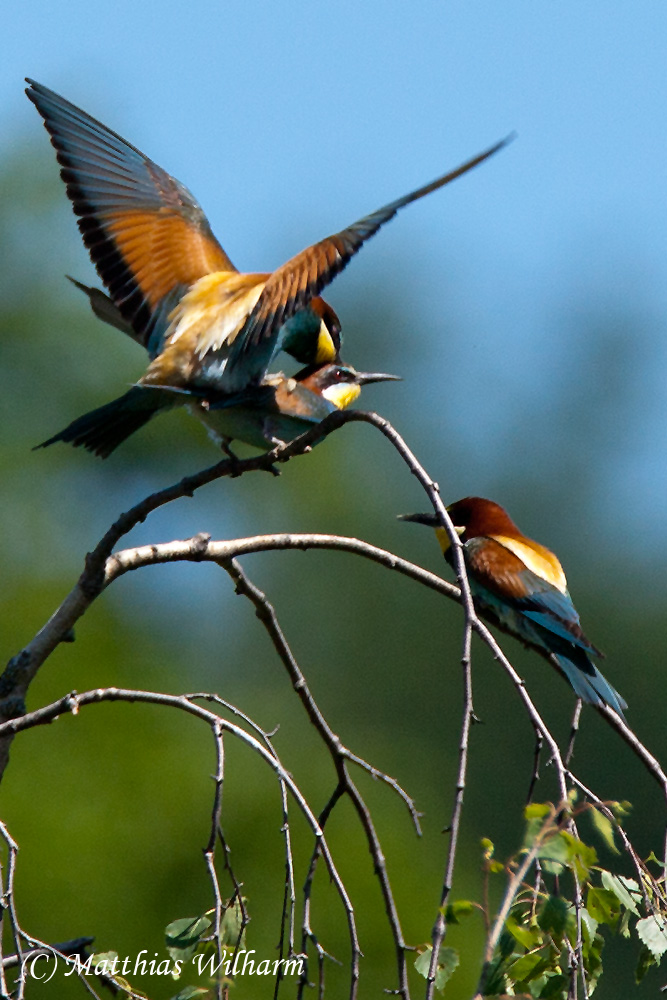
425, 619, 475, 999
219, 556, 407, 998
0, 686, 358, 979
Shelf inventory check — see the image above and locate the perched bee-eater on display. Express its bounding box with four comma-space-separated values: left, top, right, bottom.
26, 79, 509, 453
399, 497, 627, 716
41, 362, 400, 457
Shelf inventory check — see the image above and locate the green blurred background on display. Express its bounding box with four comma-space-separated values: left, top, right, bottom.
3, 3, 667, 996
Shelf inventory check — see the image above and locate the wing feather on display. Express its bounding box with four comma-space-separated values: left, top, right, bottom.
222, 136, 512, 388
26, 79, 235, 353
464, 536, 597, 653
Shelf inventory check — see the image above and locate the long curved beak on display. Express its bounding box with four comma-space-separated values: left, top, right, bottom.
355, 371, 402, 385
397, 512, 439, 527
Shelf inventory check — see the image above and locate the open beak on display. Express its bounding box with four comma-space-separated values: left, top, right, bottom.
355, 371, 402, 385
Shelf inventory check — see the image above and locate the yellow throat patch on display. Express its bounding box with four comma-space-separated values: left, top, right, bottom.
321, 383, 361, 410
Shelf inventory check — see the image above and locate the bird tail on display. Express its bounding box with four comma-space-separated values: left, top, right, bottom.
552, 653, 627, 719
35, 387, 176, 458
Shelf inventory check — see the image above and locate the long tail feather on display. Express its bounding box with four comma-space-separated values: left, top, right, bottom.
553, 653, 627, 718
35, 387, 175, 458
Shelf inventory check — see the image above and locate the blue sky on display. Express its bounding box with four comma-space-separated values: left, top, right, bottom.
4, 1, 667, 556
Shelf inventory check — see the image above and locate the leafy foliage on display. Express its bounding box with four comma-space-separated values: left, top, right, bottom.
436, 801, 667, 997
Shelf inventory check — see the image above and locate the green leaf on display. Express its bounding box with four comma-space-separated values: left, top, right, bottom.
413, 948, 432, 978
580, 906, 598, 945
524, 806, 554, 850
413, 946, 459, 991
221, 898, 246, 949
499, 928, 519, 959
170, 989, 210, 1000
506, 949, 549, 983
525, 803, 552, 820
590, 808, 619, 854
538, 972, 570, 997
635, 943, 657, 982
600, 871, 640, 915
115, 981, 140, 999
443, 899, 474, 923
585, 933, 605, 995
559, 831, 597, 878
165, 915, 212, 962
506, 915, 541, 950
636, 914, 667, 962
529, 976, 548, 998
586, 887, 620, 928
483, 954, 511, 995
609, 800, 632, 821
90, 952, 119, 972
536, 833, 571, 867
538, 896, 569, 941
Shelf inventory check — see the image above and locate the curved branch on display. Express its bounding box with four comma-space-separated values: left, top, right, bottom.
0, 686, 359, 981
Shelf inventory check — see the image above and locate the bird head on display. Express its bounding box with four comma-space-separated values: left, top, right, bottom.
398, 497, 520, 554
281, 298, 343, 366
297, 363, 401, 410
310, 297, 342, 363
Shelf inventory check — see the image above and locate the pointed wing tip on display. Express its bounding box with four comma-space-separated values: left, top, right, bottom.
498, 130, 518, 149
25, 78, 42, 100
474, 132, 517, 166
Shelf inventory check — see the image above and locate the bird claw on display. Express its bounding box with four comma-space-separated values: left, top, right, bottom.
219, 438, 243, 476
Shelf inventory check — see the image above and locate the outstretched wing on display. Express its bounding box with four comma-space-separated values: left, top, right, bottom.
26, 80, 235, 356
221, 135, 512, 389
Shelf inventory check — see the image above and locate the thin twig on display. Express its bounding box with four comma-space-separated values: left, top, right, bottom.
0, 821, 19, 998
0, 686, 357, 969
565, 700, 583, 767
474, 814, 554, 998
205, 719, 226, 1000
566, 772, 664, 913
187, 692, 297, 986
527, 731, 543, 803
425, 619, 475, 999
219, 556, 402, 998
216, 826, 250, 976
299, 784, 346, 1000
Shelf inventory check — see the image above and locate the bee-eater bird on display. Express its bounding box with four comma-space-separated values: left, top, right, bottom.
40, 362, 401, 457
26, 79, 510, 453
399, 497, 627, 716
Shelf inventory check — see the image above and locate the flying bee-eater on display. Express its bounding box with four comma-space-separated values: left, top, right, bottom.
26, 79, 510, 453
399, 497, 627, 716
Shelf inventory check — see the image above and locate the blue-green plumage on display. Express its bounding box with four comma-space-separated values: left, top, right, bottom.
399, 498, 627, 717
467, 576, 626, 718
